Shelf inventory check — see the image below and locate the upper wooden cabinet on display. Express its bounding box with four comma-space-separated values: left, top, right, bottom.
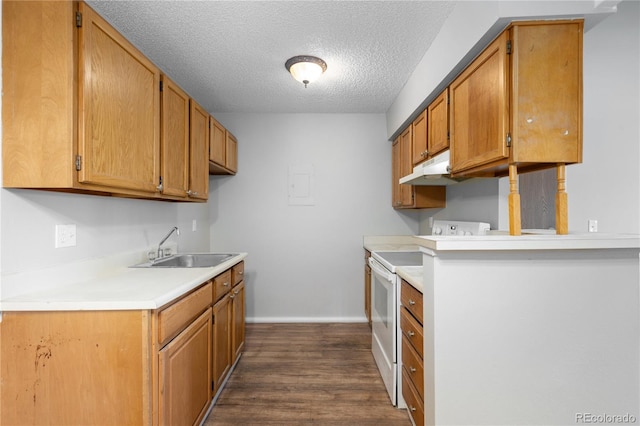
427, 88, 449, 159
450, 20, 583, 177
412, 110, 428, 166
209, 116, 238, 175
188, 100, 210, 200
77, 3, 161, 193
2, 1, 222, 202
161, 76, 191, 198
392, 129, 446, 210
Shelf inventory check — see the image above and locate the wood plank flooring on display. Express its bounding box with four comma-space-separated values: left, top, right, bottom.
204, 323, 411, 425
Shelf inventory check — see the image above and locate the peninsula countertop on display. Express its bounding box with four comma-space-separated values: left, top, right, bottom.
0, 252, 247, 311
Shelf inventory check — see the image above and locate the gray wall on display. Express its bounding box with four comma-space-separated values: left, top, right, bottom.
209, 113, 419, 322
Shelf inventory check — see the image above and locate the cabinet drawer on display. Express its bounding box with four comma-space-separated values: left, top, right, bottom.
401, 280, 423, 324
402, 367, 425, 426
213, 269, 232, 303
402, 335, 424, 399
158, 281, 212, 347
400, 307, 424, 359
232, 261, 244, 286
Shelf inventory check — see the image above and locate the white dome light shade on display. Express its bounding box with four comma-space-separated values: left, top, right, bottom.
285, 56, 327, 88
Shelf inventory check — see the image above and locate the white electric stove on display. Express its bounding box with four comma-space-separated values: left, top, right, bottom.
369, 220, 490, 408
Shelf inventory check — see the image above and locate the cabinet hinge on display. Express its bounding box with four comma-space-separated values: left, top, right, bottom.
159, 80, 163, 92
75, 11, 82, 28
75, 155, 82, 171
506, 40, 512, 55
506, 133, 512, 147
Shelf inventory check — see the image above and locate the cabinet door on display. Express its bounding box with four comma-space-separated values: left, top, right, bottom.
450, 31, 510, 175
412, 110, 428, 166
510, 22, 582, 164
226, 132, 238, 174
160, 76, 190, 198
189, 101, 210, 200
427, 88, 449, 158
392, 137, 402, 208
365, 263, 371, 326
398, 126, 414, 207
230, 281, 245, 364
77, 3, 160, 193
159, 308, 212, 426
209, 116, 226, 166
212, 294, 231, 394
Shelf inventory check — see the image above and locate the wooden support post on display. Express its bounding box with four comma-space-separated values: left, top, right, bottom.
508, 164, 522, 236
556, 163, 568, 235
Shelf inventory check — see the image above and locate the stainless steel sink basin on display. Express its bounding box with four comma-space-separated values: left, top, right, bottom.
132, 253, 236, 268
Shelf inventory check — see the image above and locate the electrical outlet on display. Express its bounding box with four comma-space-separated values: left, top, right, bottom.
588, 219, 598, 233
55, 224, 77, 248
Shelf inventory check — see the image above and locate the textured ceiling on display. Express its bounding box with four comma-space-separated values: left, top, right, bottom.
86, 1, 456, 114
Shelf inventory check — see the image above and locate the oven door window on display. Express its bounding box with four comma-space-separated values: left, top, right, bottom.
370, 267, 397, 365
375, 278, 389, 328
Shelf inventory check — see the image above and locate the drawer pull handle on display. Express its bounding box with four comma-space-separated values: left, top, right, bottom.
410, 366, 417, 373
223, 282, 230, 287
408, 331, 415, 337
238, 271, 244, 275
409, 299, 416, 306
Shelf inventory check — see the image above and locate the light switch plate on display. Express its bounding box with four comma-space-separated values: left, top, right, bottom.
55, 224, 77, 248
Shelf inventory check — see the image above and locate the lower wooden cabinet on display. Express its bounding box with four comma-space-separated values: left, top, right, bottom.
212, 292, 232, 393
159, 307, 212, 426
0, 261, 247, 426
231, 281, 246, 363
212, 271, 246, 396
364, 249, 372, 326
400, 279, 425, 426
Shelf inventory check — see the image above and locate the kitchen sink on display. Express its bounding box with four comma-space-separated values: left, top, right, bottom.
132, 253, 237, 268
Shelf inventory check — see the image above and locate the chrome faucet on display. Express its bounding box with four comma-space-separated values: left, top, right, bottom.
157, 226, 179, 259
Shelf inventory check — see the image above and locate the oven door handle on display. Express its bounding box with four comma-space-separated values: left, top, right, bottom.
368, 257, 395, 283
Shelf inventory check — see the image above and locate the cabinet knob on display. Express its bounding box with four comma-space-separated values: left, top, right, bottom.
223, 282, 230, 287
408, 331, 415, 337
238, 271, 244, 275
410, 406, 417, 412
410, 366, 417, 373
187, 190, 198, 197
409, 299, 416, 306
234, 289, 240, 295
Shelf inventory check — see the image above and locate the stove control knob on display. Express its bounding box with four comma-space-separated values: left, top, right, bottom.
433, 227, 443, 235
456, 229, 464, 235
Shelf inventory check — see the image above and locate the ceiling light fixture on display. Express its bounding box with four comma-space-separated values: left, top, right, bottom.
285, 55, 327, 88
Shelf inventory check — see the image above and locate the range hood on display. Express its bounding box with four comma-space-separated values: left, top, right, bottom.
399, 150, 468, 186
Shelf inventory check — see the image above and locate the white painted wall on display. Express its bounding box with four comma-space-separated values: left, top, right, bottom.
0, 189, 210, 275
209, 113, 419, 322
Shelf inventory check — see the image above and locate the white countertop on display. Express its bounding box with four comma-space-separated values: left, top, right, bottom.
364, 233, 640, 295
416, 232, 640, 252
396, 266, 423, 293
0, 252, 247, 311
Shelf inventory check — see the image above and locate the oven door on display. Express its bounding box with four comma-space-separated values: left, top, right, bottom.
368, 256, 398, 405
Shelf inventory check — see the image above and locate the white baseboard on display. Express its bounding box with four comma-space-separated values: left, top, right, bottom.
246, 316, 368, 324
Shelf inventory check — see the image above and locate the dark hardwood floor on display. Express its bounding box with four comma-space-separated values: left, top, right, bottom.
204, 323, 411, 425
